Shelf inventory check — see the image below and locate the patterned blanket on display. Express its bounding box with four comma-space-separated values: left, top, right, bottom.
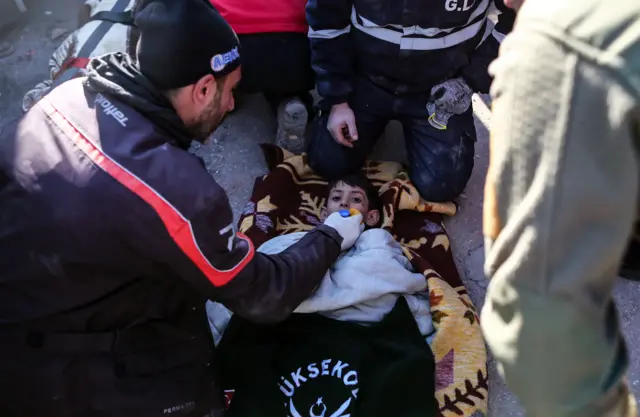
238, 145, 488, 417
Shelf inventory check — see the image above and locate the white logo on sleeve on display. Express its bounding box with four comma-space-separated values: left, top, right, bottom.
95, 94, 128, 127
211, 46, 240, 72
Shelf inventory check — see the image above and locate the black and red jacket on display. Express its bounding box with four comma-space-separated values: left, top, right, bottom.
0, 56, 341, 416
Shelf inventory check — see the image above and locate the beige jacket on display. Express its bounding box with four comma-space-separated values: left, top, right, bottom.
482, 0, 640, 416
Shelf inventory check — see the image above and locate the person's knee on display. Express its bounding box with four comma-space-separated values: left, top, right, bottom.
409, 127, 475, 201
308, 148, 352, 181
410, 171, 459, 202
307, 116, 353, 180
410, 162, 473, 202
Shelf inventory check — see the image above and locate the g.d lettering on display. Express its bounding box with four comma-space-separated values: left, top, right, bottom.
444, 0, 474, 11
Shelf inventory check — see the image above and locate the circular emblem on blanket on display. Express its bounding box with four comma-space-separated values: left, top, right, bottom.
279, 359, 359, 417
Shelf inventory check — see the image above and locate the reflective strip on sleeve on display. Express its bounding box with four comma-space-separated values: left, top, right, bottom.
351, 0, 490, 51
492, 29, 507, 43
39, 97, 254, 287
308, 25, 351, 39
475, 19, 495, 48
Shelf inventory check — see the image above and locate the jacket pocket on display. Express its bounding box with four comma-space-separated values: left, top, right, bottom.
114, 335, 214, 377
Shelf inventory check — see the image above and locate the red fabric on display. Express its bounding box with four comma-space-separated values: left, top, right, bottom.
40, 97, 255, 287
67, 57, 91, 70
210, 0, 307, 35
56, 57, 91, 80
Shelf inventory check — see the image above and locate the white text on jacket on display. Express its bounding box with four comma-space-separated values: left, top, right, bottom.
95, 94, 129, 127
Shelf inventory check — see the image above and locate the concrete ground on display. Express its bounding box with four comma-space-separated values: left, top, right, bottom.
1, 1, 639, 415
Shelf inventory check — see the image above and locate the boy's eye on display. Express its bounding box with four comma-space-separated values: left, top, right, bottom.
353, 197, 362, 204
331, 196, 341, 202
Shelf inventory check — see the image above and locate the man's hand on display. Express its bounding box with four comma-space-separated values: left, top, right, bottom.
327, 103, 358, 148
426, 77, 473, 130
323, 211, 364, 251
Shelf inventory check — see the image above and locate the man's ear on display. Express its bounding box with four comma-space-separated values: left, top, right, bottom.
365, 210, 380, 227
320, 207, 328, 221
192, 74, 217, 105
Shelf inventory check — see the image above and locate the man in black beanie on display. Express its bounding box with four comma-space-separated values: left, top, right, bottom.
0, 0, 365, 416
128, 0, 243, 139
131, 0, 244, 139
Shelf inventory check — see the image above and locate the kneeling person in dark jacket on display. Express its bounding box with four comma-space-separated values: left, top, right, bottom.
0, 1, 364, 416
306, 0, 512, 202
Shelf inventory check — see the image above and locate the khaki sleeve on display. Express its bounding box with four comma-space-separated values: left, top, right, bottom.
481, 25, 640, 417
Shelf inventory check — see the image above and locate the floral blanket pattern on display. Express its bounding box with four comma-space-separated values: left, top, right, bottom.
238, 145, 488, 417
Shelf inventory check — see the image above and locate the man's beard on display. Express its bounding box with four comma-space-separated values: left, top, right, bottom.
188, 91, 225, 140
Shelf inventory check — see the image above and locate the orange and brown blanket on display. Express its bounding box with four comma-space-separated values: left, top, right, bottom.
238, 145, 488, 417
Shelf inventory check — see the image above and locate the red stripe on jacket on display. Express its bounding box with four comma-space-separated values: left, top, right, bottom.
57, 57, 91, 79
39, 97, 254, 287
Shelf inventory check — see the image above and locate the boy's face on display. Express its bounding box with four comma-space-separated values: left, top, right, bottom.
322, 181, 381, 227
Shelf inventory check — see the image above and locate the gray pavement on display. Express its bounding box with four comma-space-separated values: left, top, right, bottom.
1, 1, 639, 415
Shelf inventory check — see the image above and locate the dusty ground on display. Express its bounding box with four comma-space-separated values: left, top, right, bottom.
1, 1, 639, 415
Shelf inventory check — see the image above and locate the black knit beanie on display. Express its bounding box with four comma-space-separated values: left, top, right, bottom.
134, 0, 241, 90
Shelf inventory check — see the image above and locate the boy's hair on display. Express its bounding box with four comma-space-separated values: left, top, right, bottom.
327, 173, 382, 211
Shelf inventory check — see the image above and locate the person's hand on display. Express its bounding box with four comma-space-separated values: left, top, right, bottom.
426, 77, 473, 130
323, 211, 365, 251
327, 103, 358, 148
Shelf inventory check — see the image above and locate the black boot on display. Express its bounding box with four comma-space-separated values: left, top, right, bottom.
620, 238, 640, 281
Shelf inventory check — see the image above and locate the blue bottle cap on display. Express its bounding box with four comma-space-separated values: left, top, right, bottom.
339, 209, 350, 218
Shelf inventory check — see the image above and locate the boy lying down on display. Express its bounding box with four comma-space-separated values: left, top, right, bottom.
208, 174, 434, 344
